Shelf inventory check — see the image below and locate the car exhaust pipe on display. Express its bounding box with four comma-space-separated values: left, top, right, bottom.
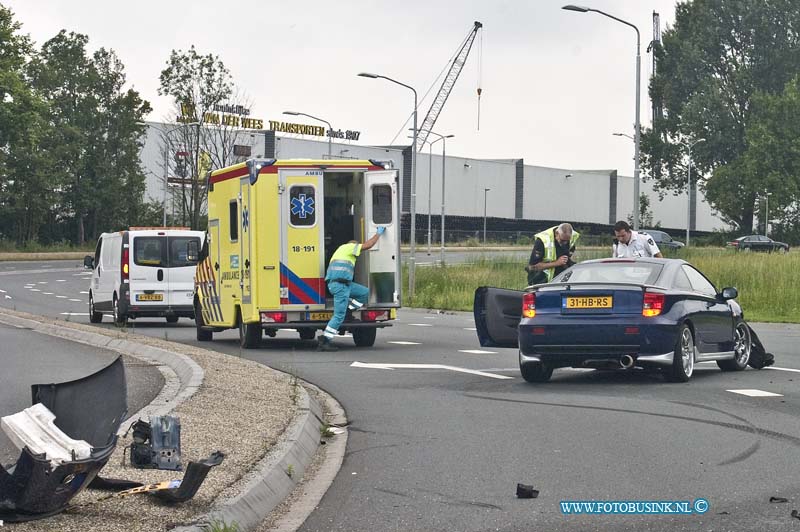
620, 355, 635, 369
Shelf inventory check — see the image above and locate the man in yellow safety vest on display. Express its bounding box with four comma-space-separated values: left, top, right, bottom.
525, 223, 580, 285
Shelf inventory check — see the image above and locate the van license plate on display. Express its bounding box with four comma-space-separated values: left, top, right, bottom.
136, 294, 164, 302
564, 296, 612, 309
308, 312, 332, 321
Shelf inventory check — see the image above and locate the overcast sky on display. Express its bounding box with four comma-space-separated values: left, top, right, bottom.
7, 0, 680, 173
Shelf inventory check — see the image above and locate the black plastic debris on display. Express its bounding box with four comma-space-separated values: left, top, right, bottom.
770, 496, 789, 503
0, 356, 127, 522
791, 509, 800, 520
747, 325, 775, 369
516, 483, 539, 499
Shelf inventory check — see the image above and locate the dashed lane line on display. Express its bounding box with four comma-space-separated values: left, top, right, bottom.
765, 366, 800, 374
727, 389, 783, 397
69, 299, 82, 302
388, 341, 421, 345
459, 349, 498, 355
407, 323, 433, 327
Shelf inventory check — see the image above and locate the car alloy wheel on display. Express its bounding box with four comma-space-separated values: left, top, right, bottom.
733, 322, 751, 366
680, 327, 695, 378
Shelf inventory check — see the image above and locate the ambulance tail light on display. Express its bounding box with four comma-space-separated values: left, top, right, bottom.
642, 291, 665, 317
522, 292, 536, 318
121, 248, 129, 281
361, 310, 388, 322
260, 311, 287, 323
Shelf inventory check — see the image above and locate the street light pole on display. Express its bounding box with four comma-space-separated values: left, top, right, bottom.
426, 132, 453, 261
683, 138, 705, 247
564, 5, 641, 229
359, 72, 418, 299
283, 111, 332, 158
161, 121, 199, 227
483, 188, 490, 245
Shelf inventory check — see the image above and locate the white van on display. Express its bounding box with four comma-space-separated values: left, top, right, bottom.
85, 228, 204, 324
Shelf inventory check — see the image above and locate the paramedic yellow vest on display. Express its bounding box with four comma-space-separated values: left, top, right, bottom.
325, 242, 362, 282
534, 226, 580, 282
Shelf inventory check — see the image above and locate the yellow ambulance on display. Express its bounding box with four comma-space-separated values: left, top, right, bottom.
193, 158, 400, 348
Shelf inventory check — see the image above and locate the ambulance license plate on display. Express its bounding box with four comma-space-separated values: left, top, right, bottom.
136, 294, 163, 302
308, 312, 332, 321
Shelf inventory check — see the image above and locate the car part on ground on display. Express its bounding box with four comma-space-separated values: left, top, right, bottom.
0, 356, 127, 522
128, 416, 182, 471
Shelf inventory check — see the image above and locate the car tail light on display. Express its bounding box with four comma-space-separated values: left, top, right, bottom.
642, 292, 664, 317
729, 241, 739, 247
532, 327, 546, 335
260, 311, 287, 323
522, 292, 536, 318
361, 310, 388, 321
121, 247, 129, 281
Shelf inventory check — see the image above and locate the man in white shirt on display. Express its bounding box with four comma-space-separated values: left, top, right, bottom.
612, 220, 663, 258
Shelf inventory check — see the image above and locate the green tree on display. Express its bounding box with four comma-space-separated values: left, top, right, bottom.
158, 46, 232, 230
642, 0, 800, 232
0, 4, 53, 244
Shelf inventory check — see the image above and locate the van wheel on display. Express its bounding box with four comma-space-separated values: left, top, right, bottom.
166, 315, 179, 324
195, 302, 212, 341
112, 295, 127, 325
239, 312, 261, 349
352, 328, 377, 347
298, 328, 316, 341
89, 293, 103, 323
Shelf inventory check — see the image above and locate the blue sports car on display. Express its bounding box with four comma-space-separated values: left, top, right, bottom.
474, 258, 752, 383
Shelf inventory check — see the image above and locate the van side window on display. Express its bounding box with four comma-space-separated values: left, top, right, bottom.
169, 237, 201, 267
94, 239, 102, 269
230, 200, 238, 242
372, 185, 392, 224
289, 185, 316, 227
134, 237, 166, 267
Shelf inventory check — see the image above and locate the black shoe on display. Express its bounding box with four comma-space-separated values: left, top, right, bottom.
317, 335, 339, 352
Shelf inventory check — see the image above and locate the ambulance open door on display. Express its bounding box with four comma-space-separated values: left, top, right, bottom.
363, 169, 400, 306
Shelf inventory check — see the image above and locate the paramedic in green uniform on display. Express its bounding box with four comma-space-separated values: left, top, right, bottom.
318, 227, 385, 351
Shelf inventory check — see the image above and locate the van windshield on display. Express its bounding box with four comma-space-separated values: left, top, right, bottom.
133, 236, 201, 268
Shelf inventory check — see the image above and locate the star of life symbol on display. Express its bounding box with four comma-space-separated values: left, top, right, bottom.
242, 207, 249, 232
291, 194, 315, 219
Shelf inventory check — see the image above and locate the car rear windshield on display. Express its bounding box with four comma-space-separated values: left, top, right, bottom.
133, 236, 201, 268
555, 262, 663, 285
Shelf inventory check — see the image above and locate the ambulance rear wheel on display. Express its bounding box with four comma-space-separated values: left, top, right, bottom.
352, 328, 377, 347
239, 312, 261, 349
299, 328, 316, 341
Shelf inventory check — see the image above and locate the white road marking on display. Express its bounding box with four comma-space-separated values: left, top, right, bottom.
726, 389, 783, 397
408, 323, 433, 327
388, 341, 421, 345
0, 289, 6, 293
56, 295, 67, 299
56, 280, 66, 282
69, 299, 82, 302
459, 349, 498, 355
350, 361, 513, 380
38, 281, 47, 284
464, 327, 477, 331
423, 316, 436, 319
60, 312, 89, 316
4, 295, 11, 299
29, 288, 41, 292
43, 292, 53, 295
73, 272, 92, 276
765, 366, 800, 374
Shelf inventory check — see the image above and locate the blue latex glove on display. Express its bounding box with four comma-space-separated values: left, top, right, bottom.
376, 226, 386, 235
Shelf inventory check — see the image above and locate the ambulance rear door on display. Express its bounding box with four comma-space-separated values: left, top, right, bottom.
363, 169, 400, 306
279, 168, 326, 311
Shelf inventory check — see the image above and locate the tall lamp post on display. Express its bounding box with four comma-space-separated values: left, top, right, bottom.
683, 138, 705, 247
764, 192, 773, 236
564, 4, 642, 230
161, 121, 199, 227
483, 188, 491, 245
283, 111, 332, 158
359, 72, 419, 298
427, 131, 454, 259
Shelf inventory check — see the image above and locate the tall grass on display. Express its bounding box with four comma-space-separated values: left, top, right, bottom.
404, 248, 799, 323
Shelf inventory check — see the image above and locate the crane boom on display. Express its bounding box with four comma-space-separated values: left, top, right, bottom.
415, 21, 482, 152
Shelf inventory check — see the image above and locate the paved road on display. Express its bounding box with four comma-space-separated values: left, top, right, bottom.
2, 260, 799, 531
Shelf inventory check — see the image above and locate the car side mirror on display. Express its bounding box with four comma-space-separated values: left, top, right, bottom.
186, 241, 199, 263
84, 255, 94, 269
720, 287, 738, 300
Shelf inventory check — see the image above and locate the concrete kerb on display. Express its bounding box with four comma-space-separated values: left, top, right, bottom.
0, 308, 333, 531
